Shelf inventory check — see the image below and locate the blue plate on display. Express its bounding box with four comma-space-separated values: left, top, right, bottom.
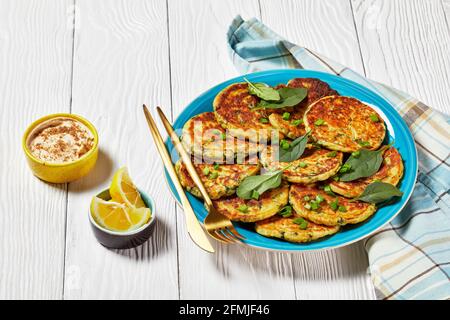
164, 69, 418, 251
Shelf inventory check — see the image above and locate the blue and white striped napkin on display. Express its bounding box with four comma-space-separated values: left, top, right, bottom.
227, 15, 450, 300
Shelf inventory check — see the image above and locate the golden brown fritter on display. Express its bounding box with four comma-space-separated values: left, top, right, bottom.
181, 112, 261, 162
289, 185, 376, 226
304, 96, 386, 152
255, 213, 340, 243
213, 184, 289, 222
269, 78, 339, 139
175, 157, 261, 200
213, 83, 280, 142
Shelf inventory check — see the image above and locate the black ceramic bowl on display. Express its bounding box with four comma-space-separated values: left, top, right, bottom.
89, 189, 156, 249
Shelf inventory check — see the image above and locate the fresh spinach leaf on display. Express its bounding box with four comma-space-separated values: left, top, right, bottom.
339, 145, 390, 182
355, 182, 403, 204
237, 167, 289, 200
255, 87, 308, 110
278, 132, 310, 162
244, 78, 280, 101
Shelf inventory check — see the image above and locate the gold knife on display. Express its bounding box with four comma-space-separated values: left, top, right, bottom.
142, 105, 214, 253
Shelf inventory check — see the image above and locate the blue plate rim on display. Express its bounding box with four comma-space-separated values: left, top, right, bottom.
164, 69, 418, 252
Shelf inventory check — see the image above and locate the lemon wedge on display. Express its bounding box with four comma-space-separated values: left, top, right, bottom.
90, 197, 151, 232
110, 167, 146, 208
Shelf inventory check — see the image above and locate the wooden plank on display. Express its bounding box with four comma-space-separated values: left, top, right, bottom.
352, 0, 450, 114
444, 0, 450, 33
0, 0, 72, 299
64, 0, 178, 299
260, 0, 376, 299
167, 0, 297, 299
261, 0, 365, 73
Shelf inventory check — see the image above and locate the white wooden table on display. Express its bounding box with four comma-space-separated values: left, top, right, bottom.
1, 0, 449, 300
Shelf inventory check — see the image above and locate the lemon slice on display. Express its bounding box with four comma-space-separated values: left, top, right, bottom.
110, 167, 146, 208
90, 197, 151, 232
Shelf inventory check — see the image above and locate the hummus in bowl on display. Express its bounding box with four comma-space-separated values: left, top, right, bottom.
23, 113, 99, 183
27, 117, 95, 163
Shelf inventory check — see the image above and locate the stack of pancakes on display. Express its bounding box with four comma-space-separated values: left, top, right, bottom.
176, 78, 404, 243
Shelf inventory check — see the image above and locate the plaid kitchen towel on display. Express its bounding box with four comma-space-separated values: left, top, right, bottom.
227, 15, 450, 300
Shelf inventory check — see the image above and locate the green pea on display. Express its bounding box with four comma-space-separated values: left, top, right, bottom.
279, 205, 293, 217
280, 140, 291, 150
339, 164, 352, 173
370, 114, 380, 122
324, 185, 335, 196
314, 119, 325, 126
310, 201, 319, 211
238, 205, 249, 213
209, 172, 218, 179
282, 112, 291, 120
327, 151, 337, 158
251, 190, 260, 200
293, 218, 308, 230
330, 199, 339, 211
352, 151, 361, 158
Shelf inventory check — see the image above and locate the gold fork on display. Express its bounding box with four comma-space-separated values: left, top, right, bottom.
156, 107, 245, 244
143, 105, 214, 253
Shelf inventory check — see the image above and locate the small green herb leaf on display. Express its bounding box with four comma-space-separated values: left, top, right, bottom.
355, 182, 403, 204
236, 168, 285, 200
278, 132, 310, 162
339, 146, 389, 182
255, 87, 308, 110
244, 78, 280, 101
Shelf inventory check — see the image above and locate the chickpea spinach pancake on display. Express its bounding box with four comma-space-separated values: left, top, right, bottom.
269, 78, 339, 139
181, 112, 260, 162
176, 77, 405, 244
304, 96, 386, 152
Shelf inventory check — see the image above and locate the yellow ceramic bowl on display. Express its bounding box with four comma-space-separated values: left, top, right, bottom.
22, 113, 99, 183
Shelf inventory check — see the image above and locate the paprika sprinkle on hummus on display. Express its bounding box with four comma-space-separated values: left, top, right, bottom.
26, 117, 95, 163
